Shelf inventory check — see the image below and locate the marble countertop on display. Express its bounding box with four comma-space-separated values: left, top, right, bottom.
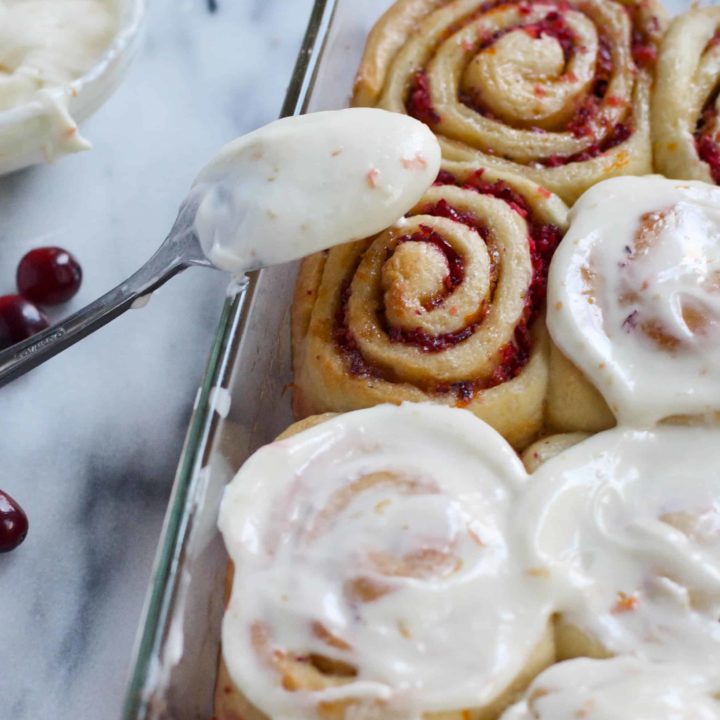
0, 1, 311, 717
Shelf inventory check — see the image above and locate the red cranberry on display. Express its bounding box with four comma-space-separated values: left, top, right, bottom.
0, 490, 28, 553
0, 294, 49, 350
17, 246, 82, 305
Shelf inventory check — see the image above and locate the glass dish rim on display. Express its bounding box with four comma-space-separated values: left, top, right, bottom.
121, 0, 338, 715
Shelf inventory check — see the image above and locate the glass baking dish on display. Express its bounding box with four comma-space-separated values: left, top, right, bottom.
121, 0, 706, 717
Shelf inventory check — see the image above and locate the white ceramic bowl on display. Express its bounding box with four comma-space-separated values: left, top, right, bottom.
0, 0, 146, 176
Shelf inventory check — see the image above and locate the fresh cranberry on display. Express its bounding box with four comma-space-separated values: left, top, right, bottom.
0, 295, 49, 350
17, 246, 82, 305
0, 490, 28, 553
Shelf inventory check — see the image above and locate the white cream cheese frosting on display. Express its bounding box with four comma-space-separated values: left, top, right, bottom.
501, 657, 720, 720
0, 0, 118, 155
218, 403, 553, 720
547, 175, 720, 426
521, 425, 720, 662
191, 108, 441, 272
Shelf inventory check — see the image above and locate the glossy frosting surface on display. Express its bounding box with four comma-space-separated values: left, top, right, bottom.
548, 175, 720, 425
522, 426, 720, 661
218, 404, 553, 719
501, 657, 720, 720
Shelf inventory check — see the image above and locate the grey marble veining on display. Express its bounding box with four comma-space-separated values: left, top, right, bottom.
0, 1, 311, 718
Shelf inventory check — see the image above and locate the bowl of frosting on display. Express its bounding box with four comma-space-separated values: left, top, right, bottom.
0, 0, 146, 175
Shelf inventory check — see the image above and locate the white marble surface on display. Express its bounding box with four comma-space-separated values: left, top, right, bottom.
0, 1, 311, 717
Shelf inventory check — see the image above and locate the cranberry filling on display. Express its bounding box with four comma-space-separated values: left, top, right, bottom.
406, 72, 440, 125
334, 277, 382, 379
541, 121, 632, 167
521, 11, 575, 62
695, 102, 720, 184
627, 9, 661, 68
707, 28, 720, 51
697, 135, 720, 185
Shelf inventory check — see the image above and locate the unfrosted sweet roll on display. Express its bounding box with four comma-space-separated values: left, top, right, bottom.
354, 0, 664, 204
653, 7, 720, 184
500, 657, 720, 720
547, 175, 720, 428
292, 163, 568, 450
216, 404, 555, 720
520, 425, 720, 663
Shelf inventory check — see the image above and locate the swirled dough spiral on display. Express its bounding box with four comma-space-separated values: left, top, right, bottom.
520, 425, 720, 663
217, 404, 555, 720
653, 6, 720, 184
354, 0, 664, 204
292, 162, 568, 450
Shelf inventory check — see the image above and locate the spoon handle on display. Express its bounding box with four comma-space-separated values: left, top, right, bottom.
0, 207, 213, 388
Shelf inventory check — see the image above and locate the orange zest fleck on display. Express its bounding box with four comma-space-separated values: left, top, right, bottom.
612, 591, 638, 614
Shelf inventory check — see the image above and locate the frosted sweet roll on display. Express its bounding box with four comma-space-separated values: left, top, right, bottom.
521, 426, 720, 662
547, 175, 720, 428
216, 404, 555, 720
354, 0, 664, 203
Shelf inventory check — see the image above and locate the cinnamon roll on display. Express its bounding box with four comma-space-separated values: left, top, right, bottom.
520, 425, 720, 663
547, 175, 720, 428
216, 404, 555, 720
292, 163, 568, 450
653, 6, 720, 184
354, 0, 664, 204
500, 657, 720, 720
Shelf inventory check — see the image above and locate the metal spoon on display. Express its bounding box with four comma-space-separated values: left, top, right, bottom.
0, 197, 222, 388
0, 107, 440, 389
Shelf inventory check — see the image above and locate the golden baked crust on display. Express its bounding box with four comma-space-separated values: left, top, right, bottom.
544, 343, 616, 434
292, 162, 569, 450
353, 0, 665, 204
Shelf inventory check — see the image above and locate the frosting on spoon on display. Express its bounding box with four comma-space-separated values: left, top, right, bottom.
191, 108, 441, 272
